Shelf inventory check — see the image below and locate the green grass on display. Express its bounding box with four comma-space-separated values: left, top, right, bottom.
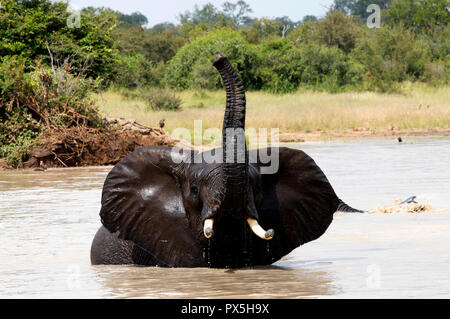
95, 84, 450, 141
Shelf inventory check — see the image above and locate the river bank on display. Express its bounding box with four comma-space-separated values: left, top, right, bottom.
2, 84, 448, 170
278, 127, 450, 142
0, 119, 192, 171
1, 127, 449, 171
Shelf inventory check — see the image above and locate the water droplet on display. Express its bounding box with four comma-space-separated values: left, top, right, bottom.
207, 239, 212, 268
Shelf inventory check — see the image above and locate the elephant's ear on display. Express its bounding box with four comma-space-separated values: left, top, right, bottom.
99, 146, 204, 267
252, 147, 340, 254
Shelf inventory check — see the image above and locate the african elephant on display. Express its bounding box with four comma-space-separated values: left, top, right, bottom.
90, 52, 362, 268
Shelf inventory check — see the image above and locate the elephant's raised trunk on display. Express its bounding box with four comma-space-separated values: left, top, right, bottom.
212, 51, 248, 215
209, 51, 274, 241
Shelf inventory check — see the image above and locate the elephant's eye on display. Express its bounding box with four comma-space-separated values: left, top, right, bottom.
190, 185, 199, 196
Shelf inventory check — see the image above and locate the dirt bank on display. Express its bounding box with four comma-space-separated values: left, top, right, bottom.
0, 119, 194, 170
1, 120, 448, 171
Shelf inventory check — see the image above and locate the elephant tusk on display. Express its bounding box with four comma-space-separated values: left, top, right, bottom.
246, 218, 274, 240
203, 218, 214, 239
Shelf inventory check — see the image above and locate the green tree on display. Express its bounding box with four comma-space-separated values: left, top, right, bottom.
385, 0, 450, 34
178, 3, 229, 27
222, 0, 253, 27
118, 11, 148, 27
302, 15, 318, 23
334, 0, 392, 19
289, 11, 362, 54
165, 29, 258, 90
0, 0, 119, 82
352, 25, 432, 91
250, 18, 284, 39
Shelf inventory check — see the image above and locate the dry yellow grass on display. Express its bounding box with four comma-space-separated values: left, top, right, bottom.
94, 84, 450, 140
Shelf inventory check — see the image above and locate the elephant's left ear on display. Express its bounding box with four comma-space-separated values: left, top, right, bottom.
99, 146, 204, 267
251, 147, 340, 256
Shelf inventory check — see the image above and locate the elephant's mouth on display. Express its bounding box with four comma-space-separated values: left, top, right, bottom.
203, 216, 274, 241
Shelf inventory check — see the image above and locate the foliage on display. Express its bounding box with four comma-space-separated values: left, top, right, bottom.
351, 25, 432, 91
165, 29, 259, 90
0, 56, 105, 167
146, 88, 182, 111
0, 0, 119, 83
178, 0, 253, 29
0, 134, 36, 168
289, 10, 361, 53
112, 54, 164, 88
333, 0, 392, 19
118, 11, 148, 27
0, 0, 448, 139
222, 0, 254, 27
118, 87, 182, 111
249, 18, 287, 40
385, 0, 450, 34
253, 39, 302, 93
113, 22, 186, 64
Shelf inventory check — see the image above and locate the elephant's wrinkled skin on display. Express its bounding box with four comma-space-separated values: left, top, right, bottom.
90, 52, 362, 268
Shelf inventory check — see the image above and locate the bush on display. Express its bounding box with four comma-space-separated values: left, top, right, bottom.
254, 39, 303, 93
424, 61, 449, 85
0, 135, 35, 168
0, 0, 119, 82
385, 0, 450, 35
113, 54, 163, 88
191, 57, 220, 90
165, 29, 259, 90
254, 39, 353, 93
146, 88, 182, 111
298, 43, 349, 91
351, 25, 432, 92
0, 56, 105, 167
117, 87, 182, 111
288, 10, 362, 54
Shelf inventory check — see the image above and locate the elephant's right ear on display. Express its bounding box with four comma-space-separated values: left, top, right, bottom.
99, 146, 204, 267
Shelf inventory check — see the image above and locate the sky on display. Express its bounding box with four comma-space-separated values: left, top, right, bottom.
68, 0, 335, 27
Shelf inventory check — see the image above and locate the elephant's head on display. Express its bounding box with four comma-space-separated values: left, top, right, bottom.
175, 52, 272, 244
99, 52, 342, 267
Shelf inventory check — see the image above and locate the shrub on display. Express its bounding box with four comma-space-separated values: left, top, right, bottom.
298, 43, 349, 91
165, 29, 259, 90
254, 39, 303, 93
0, 0, 119, 82
116, 87, 182, 111
424, 61, 449, 85
146, 88, 182, 111
191, 57, 220, 90
0, 56, 105, 167
351, 25, 432, 91
385, 0, 450, 35
113, 54, 163, 88
288, 10, 362, 54
0, 135, 35, 168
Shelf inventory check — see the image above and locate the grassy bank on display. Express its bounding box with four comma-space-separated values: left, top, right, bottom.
95, 84, 450, 142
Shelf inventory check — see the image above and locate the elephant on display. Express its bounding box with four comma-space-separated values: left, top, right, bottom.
90, 51, 363, 268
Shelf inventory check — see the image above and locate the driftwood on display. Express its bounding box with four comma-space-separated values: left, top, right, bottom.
23, 119, 191, 169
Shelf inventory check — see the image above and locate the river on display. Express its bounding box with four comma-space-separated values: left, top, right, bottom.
1, 137, 449, 298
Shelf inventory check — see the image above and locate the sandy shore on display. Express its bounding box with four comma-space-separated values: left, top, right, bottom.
278, 127, 450, 142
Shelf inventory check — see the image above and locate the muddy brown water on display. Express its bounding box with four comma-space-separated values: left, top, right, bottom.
1, 137, 449, 298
